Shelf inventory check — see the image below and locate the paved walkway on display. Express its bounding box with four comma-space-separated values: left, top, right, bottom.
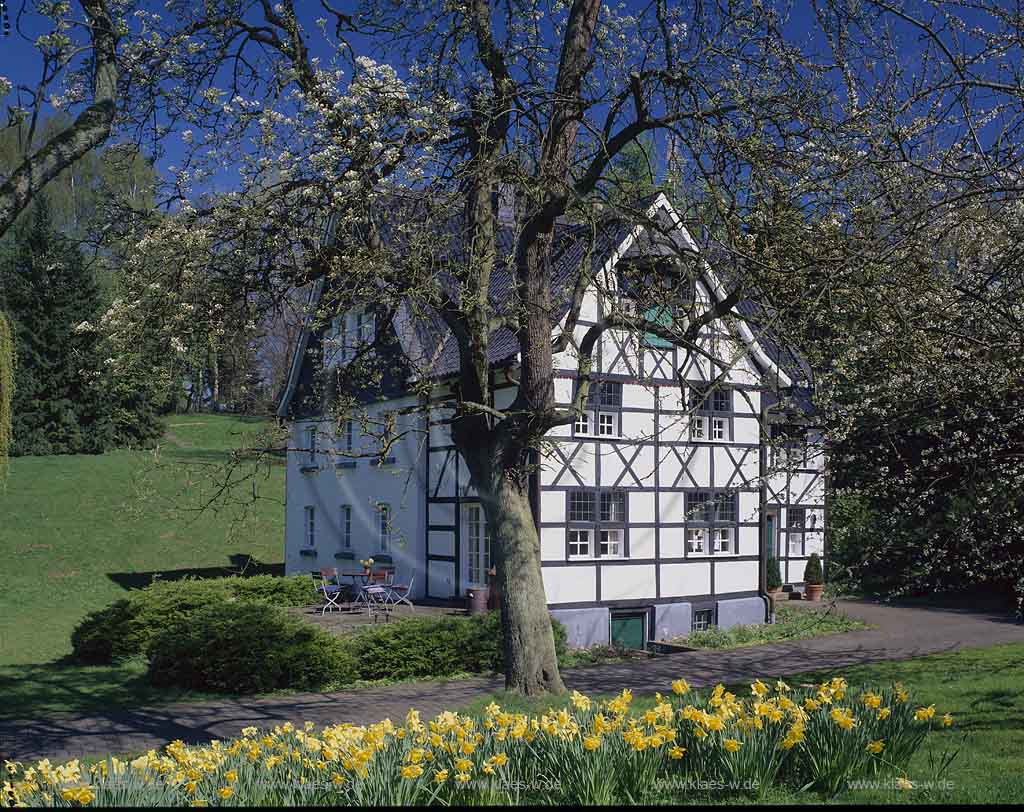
2, 599, 1020, 763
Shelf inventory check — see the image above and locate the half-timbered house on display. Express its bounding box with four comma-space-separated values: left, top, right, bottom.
277, 193, 826, 648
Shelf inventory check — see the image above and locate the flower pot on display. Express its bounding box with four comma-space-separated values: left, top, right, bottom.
805, 583, 824, 602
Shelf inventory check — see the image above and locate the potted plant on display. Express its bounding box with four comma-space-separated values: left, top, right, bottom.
804, 553, 824, 601
766, 555, 783, 600
359, 557, 375, 574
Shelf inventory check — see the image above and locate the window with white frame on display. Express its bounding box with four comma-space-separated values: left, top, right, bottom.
466, 505, 492, 586
567, 488, 625, 559
690, 415, 708, 440
304, 425, 317, 465
357, 311, 375, 346
340, 505, 352, 548
692, 608, 714, 632
574, 381, 622, 437
787, 507, 805, 555
377, 502, 391, 551
712, 417, 728, 440
568, 528, 592, 558
304, 506, 315, 547
685, 490, 737, 555
599, 529, 623, 557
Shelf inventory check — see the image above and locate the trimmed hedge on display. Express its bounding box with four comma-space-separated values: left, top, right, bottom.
344, 611, 568, 681
148, 602, 356, 694
71, 575, 318, 664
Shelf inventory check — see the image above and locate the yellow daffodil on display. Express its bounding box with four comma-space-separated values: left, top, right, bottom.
217, 787, 233, 799
455, 772, 471, 784
723, 739, 742, 753
671, 679, 690, 695
866, 740, 885, 754
751, 680, 769, 697
669, 746, 686, 760
942, 713, 954, 727
454, 758, 473, 773
914, 705, 936, 722
877, 707, 892, 721
399, 764, 423, 779
896, 776, 914, 790
434, 769, 449, 784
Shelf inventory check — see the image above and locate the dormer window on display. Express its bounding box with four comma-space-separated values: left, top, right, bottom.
329, 310, 375, 366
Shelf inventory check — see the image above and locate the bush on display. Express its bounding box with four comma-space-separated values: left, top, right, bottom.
71, 575, 318, 664
805, 553, 824, 585
148, 602, 357, 694
766, 555, 783, 591
345, 611, 568, 682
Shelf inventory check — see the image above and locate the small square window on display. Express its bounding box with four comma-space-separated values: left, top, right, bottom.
598, 412, 618, 436
600, 491, 626, 523
693, 609, 714, 632
788, 508, 806, 529
713, 527, 733, 553
599, 529, 623, 557
568, 529, 592, 558
568, 491, 595, 522
789, 533, 804, 556
690, 416, 707, 440
712, 417, 727, 440
715, 492, 737, 523
574, 411, 591, 435
599, 382, 622, 407
713, 389, 730, 412
686, 527, 706, 553
377, 502, 391, 551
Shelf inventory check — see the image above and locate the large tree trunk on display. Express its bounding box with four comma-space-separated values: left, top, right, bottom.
459, 441, 566, 696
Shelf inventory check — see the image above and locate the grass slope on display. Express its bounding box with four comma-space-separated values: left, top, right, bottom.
0, 415, 284, 667
461, 642, 1024, 804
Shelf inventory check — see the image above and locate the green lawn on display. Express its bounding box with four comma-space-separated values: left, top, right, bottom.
0, 414, 284, 671
460, 642, 1024, 804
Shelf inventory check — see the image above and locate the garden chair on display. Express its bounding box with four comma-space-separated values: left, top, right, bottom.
315, 567, 345, 615
384, 572, 415, 612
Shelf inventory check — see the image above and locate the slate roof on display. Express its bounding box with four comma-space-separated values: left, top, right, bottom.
277, 193, 816, 419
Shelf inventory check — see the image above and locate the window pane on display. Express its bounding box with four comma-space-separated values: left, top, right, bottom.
378, 503, 391, 550
690, 416, 707, 439
574, 412, 590, 434
715, 492, 737, 523
599, 382, 622, 407
685, 492, 710, 522
686, 528, 706, 553
568, 529, 591, 557
598, 412, 616, 435
568, 491, 595, 522
788, 508, 806, 528
600, 490, 626, 523
600, 529, 622, 557
713, 389, 730, 412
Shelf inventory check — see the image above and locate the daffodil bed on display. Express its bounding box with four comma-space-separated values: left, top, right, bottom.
2, 676, 953, 807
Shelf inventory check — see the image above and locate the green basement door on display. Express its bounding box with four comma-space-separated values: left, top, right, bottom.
610, 611, 647, 650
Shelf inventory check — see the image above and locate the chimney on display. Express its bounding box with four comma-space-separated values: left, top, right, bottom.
497, 183, 516, 226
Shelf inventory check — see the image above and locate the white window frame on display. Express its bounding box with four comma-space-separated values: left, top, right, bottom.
377, 502, 391, 551
568, 528, 592, 559
711, 417, 728, 441
304, 425, 317, 465
466, 505, 492, 587
713, 527, 734, 554
574, 410, 592, 435
598, 411, 620, 437
340, 504, 352, 549
686, 527, 706, 553
690, 415, 707, 440
357, 311, 375, 346
599, 528, 623, 558
304, 506, 315, 547
692, 608, 714, 632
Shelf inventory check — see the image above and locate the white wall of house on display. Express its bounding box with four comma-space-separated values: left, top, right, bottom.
284, 395, 428, 598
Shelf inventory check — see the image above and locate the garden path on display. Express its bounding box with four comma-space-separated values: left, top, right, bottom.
2, 599, 1020, 763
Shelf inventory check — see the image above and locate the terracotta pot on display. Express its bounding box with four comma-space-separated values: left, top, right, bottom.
805, 583, 824, 602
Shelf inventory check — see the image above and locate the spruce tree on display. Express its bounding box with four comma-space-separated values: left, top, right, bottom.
0, 197, 113, 455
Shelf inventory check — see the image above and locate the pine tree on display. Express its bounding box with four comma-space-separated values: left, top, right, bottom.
0, 197, 114, 455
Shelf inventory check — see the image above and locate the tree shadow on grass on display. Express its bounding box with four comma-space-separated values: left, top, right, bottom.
106, 554, 285, 591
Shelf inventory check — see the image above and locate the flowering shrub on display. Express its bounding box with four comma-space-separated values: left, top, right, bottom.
1, 675, 954, 807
